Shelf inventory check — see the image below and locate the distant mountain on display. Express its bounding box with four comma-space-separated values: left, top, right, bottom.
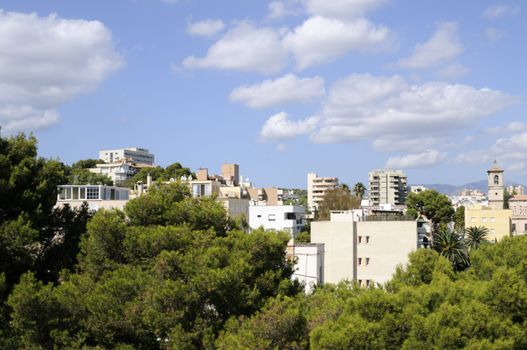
414, 180, 526, 196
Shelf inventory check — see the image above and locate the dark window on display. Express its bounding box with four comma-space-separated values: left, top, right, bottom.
494, 175, 499, 185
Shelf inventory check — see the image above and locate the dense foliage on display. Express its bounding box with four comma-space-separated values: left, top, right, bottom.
2, 132, 527, 349
406, 189, 455, 231
315, 187, 360, 221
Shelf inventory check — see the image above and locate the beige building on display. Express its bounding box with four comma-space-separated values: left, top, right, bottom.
465, 162, 511, 241
311, 214, 418, 287
221, 163, 239, 186
368, 169, 408, 206
509, 195, 527, 235
307, 172, 339, 213
246, 187, 284, 206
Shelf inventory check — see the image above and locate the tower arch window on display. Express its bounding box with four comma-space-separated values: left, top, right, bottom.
494, 175, 499, 185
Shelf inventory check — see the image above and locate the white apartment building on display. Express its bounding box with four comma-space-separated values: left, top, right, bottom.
307, 172, 339, 213
291, 243, 324, 294
56, 185, 130, 211
248, 205, 305, 237
311, 214, 418, 287
99, 147, 155, 165
368, 169, 408, 206
89, 161, 138, 184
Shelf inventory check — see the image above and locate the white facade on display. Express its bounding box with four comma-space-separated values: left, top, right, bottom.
56, 185, 130, 211
89, 162, 137, 184
292, 244, 324, 294
368, 169, 408, 206
99, 147, 154, 165
307, 172, 339, 213
248, 205, 305, 236
311, 216, 418, 287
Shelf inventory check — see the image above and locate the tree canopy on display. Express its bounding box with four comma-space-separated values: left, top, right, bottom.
315, 187, 360, 221
405, 189, 454, 230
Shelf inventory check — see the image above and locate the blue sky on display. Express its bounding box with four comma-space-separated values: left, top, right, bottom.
1, 0, 526, 188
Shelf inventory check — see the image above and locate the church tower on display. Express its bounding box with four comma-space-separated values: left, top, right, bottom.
487, 161, 504, 210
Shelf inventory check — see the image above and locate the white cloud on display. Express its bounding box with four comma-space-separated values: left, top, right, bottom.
485, 27, 503, 42
310, 74, 516, 145
305, 0, 387, 19
485, 121, 527, 135
398, 22, 463, 69
182, 21, 287, 74
186, 19, 225, 37
0, 10, 123, 133
259, 112, 318, 140
455, 131, 527, 172
439, 62, 469, 78
385, 149, 446, 169
373, 136, 444, 152
483, 4, 520, 19
283, 16, 393, 70
267, 1, 302, 20
229, 74, 325, 108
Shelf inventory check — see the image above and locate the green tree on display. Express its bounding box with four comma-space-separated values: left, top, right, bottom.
405, 190, 454, 232
316, 187, 360, 221
353, 182, 366, 199
453, 205, 465, 232
464, 226, 489, 251
432, 229, 469, 271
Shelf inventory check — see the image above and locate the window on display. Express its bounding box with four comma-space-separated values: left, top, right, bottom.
490, 217, 495, 222
257, 215, 262, 218
366, 236, 370, 244
512, 224, 516, 232
268, 214, 276, 222
366, 258, 370, 266
524, 223, 527, 232
285, 212, 295, 220
358, 258, 362, 266
482, 217, 487, 222
87, 187, 99, 200
358, 279, 362, 286
471, 217, 476, 223
79, 187, 86, 200
358, 236, 362, 244
365, 280, 370, 287
494, 174, 499, 185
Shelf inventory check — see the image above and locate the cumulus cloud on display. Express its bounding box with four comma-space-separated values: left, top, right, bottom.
398, 22, 463, 69
182, 22, 287, 74
0, 10, 123, 133
456, 131, 527, 172
485, 121, 527, 135
186, 19, 225, 37
483, 4, 520, 19
267, 1, 303, 20
305, 0, 387, 19
229, 74, 325, 108
310, 74, 516, 145
259, 112, 318, 140
283, 16, 393, 70
385, 149, 446, 169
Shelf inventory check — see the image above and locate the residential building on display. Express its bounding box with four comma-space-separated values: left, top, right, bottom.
311, 215, 418, 286
307, 172, 339, 213
509, 195, 527, 235
221, 163, 239, 186
248, 205, 305, 237
368, 169, 408, 206
246, 187, 284, 206
410, 185, 427, 194
508, 185, 525, 196
291, 243, 324, 294
89, 161, 148, 184
99, 147, 154, 165
465, 162, 511, 241
56, 184, 130, 211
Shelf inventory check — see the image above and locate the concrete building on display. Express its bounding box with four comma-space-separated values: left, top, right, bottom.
465, 162, 511, 241
99, 147, 154, 165
248, 205, 305, 237
410, 185, 427, 194
246, 187, 284, 206
89, 161, 143, 184
56, 184, 130, 211
368, 169, 408, 206
291, 243, 324, 294
311, 215, 418, 286
221, 163, 239, 186
509, 195, 527, 235
307, 172, 339, 213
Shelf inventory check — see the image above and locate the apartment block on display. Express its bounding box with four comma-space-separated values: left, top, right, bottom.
368, 169, 408, 206
99, 147, 155, 165
307, 172, 339, 212
56, 184, 130, 211
248, 205, 305, 237
311, 215, 418, 287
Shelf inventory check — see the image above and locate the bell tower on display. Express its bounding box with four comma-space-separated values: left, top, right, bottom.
487, 161, 504, 210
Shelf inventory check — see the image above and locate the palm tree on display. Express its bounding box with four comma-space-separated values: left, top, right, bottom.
464, 226, 489, 251
432, 229, 469, 271
353, 182, 366, 200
